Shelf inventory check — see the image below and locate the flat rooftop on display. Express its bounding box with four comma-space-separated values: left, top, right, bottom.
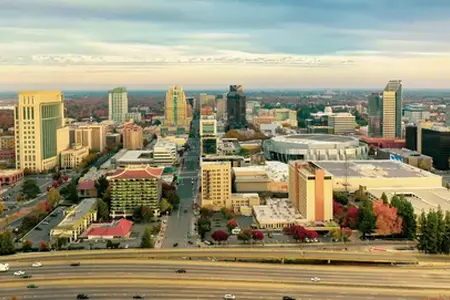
231, 193, 259, 199
117, 150, 153, 162
233, 161, 288, 182
201, 161, 231, 166
56, 198, 97, 229
379, 148, 431, 158
313, 160, 438, 179
253, 198, 303, 224
284, 134, 355, 143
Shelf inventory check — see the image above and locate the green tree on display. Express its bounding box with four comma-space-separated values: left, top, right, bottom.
237, 228, 252, 243
47, 188, 61, 208
60, 181, 79, 203
95, 175, 109, 199
436, 207, 446, 253
417, 211, 428, 252
424, 210, 439, 254
390, 195, 417, 239
0, 200, 3, 215
0, 230, 16, 255
358, 199, 376, 238
442, 211, 450, 254
22, 178, 40, 200
96, 198, 109, 221
167, 192, 180, 210
141, 206, 154, 223
333, 192, 348, 205
140, 227, 154, 248
197, 217, 212, 239
160, 198, 172, 213
56, 237, 68, 250
381, 193, 389, 205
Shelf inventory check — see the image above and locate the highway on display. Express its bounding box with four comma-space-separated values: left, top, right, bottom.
1, 259, 449, 299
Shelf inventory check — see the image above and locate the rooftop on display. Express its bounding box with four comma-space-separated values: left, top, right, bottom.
201, 161, 231, 166
86, 219, 133, 237
233, 161, 288, 182
378, 148, 431, 158
108, 166, 164, 180
117, 150, 153, 163
275, 134, 357, 144
253, 198, 303, 224
109, 87, 127, 93
231, 193, 260, 199
313, 160, 438, 179
0, 169, 23, 176
56, 198, 97, 229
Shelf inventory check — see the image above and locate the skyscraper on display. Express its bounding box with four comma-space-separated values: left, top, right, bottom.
382, 80, 403, 138
14, 91, 70, 172
368, 92, 383, 137
226, 85, 246, 130
164, 86, 189, 126
108, 87, 129, 123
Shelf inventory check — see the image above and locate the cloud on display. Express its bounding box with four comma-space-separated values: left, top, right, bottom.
0, 0, 450, 88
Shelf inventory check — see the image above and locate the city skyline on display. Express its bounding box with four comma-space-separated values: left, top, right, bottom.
1, 0, 450, 89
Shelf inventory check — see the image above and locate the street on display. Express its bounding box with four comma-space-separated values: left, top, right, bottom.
163, 115, 200, 248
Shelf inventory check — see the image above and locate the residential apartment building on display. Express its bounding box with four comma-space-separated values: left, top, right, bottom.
328, 113, 355, 135
60, 144, 89, 169
288, 161, 333, 222
14, 91, 70, 172
226, 85, 246, 130
108, 87, 129, 123
164, 86, 190, 127
123, 123, 143, 150
201, 161, 232, 210
153, 140, 178, 166
108, 166, 164, 218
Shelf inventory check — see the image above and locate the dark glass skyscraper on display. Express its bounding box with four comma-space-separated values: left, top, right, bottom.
226, 85, 246, 130
367, 92, 383, 137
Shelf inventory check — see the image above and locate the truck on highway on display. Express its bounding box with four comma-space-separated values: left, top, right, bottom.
0, 263, 10, 272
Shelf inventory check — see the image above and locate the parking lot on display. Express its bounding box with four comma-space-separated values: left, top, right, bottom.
22, 207, 65, 248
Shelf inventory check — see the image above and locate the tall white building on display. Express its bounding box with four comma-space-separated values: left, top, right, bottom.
328, 113, 356, 135
108, 87, 129, 123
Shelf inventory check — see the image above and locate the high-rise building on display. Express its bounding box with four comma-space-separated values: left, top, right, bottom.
200, 93, 209, 107
164, 86, 189, 126
382, 80, 403, 138
200, 116, 217, 156
226, 85, 247, 130
288, 161, 333, 222
328, 113, 356, 135
108, 166, 164, 218
108, 87, 129, 123
123, 123, 143, 150
368, 92, 383, 137
74, 124, 107, 153
201, 161, 232, 210
14, 91, 70, 172
216, 96, 226, 119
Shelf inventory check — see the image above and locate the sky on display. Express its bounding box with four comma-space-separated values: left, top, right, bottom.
1, 0, 450, 90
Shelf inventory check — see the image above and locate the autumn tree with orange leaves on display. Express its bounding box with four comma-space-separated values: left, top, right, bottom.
373, 200, 403, 235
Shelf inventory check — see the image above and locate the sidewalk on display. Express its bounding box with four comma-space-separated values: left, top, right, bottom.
154, 217, 168, 249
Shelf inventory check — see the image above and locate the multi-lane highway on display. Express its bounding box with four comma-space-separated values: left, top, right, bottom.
1, 258, 450, 299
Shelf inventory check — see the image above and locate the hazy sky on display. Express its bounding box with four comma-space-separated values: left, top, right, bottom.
1, 0, 450, 90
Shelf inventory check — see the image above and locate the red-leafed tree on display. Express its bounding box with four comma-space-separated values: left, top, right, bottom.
333, 201, 344, 218
35, 201, 52, 213
39, 241, 49, 251
341, 227, 353, 239
63, 175, 69, 182
251, 230, 264, 242
212, 230, 229, 243
373, 200, 403, 235
344, 206, 359, 229
306, 230, 319, 239
226, 219, 239, 230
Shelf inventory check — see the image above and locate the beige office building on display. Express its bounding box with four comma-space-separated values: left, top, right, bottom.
74, 123, 107, 153
216, 97, 226, 119
382, 80, 403, 138
328, 113, 356, 135
201, 161, 232, 210
14, 91, 70, 172
123, 123, 143, 150
288, 161, 334, 222
164, 86, 190, 127
60, 144, 89, 169
108, 87, 129, 123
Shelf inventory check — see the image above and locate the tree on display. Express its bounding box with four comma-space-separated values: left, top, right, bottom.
95, 175, 109, 199
358, 199, 376, 238
333, 192, 348, 205
160, 198, 172, 213
373, 200, 402, 236
16, 194, 24, 203
417, 211, 428, 252
0, 230, 16, 255
96, 198, 109, 221
140, 227, 154, 248
199, 207, 213, 218
141, 206, 154, 223
22, 178, 40, 200
22, 240, 33, 251
381, 192, 389, 205
251, 230, 264, 243
442, 211, 450, 254
390, 196, 417, 239
0, 201, 3, 215
56, 237, 68, 250
35, 201, 52, 213
47, 188, 61, 208
220, 207, 234, 220
226, 219, 238, 231
197, 217, 211, 239
237, 228, 252, 243
212, 230, 229, 244
39, 241, 49, 251
60, 181, 79, 203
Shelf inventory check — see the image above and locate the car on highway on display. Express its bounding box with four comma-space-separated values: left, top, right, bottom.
32, 262, 42, 267
133, 295, 144, 299
223, 294, 236, 300
22, 274, 32, 279
175, 268, 186, 273
70, 262, 81, 267
76, 294, 89, 299
27, 284, 38, 289
282, 296, 296, 300
173, 242, 178, 247
311, 277, 321, 282
14, 271, 25, 276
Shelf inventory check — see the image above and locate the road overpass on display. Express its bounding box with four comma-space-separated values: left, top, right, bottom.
1, 259, 450, 300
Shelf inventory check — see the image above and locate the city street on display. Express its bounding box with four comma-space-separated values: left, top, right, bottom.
163, 115, 200, 248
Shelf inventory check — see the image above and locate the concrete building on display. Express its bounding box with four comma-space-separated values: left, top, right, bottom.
108, 166, 164, 218
106, 133, 121, 149
328, 113, 355, 135
375, 148, 432, 171
111, 150, 153, 168
50, 198, 98, 243
60, 144, 89, 169
0, 169, 23, 187
200, 116, 218, 156
74, 123, 107, 153
14, 91, 70, 172
164, 86, 190, 127
125, 112, 142, 123
403, 106, 430, 123
83, 219, 133, 240
368, 92, 383, 137
153, 140, 178, 166
123, 123, 143, 150
253, 198, 302, 230
108, 87, 129, 123
288, 161, 334, 222
0, 136, 14, 150
216, 97, 226, 119
264, 134, 368, 163
201, 161, 232, 210
233, 161, 289, 194
226, 85, 246, 130
200, 117, 217, 136
307, 126, 334, 134
382, 80, 403, 138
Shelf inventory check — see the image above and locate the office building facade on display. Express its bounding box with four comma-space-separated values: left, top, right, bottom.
328, 113, 355, 135
201, 161, 232, 210
14, 91, 70, 172
368, 92, 383, 137
382, 80, 403, 138
123, 123, 143, 150
74, 123, 107, 153
108, 87, 129, 123
226, 85, 246, 130
164, 86, 189, 126
153, 140, 178, 166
